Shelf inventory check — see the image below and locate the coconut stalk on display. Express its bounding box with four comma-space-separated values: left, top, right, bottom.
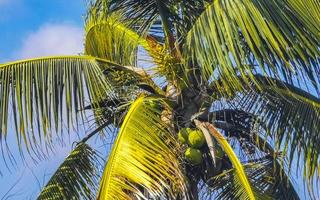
194, 120, 216, 167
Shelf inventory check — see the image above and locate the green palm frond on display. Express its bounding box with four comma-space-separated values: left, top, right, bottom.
286, 0, 320, 34
217, 75, 320, 181
0, 56, 115, 150
37, 143, 102, 200
246, 158, 299, 200
88, 0, 213, 41
90, 0, 160, 34
203, 170, 264, 200
185, 0, 319, 91
196, 121, 256, 200
86, 64, 164, 127
97, 96, 188, 199
85, 10, 141, 66
176, 0, 213, 32
85, 7, 173, 75
204, 156, 299, 200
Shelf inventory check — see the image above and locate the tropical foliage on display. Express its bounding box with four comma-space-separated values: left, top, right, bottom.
0, 0, 319, 199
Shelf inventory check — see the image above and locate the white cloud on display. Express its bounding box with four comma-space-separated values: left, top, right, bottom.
16, 23, 83, 59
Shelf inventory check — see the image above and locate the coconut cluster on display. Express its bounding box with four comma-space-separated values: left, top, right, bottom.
178, 128, 205, 165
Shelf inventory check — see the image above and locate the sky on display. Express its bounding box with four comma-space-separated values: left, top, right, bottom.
0, 1, 315, 199
0, 1, 93, 199
0, 0, 86, 62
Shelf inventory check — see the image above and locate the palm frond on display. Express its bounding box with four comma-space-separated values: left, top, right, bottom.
213, 75, 320, 180
246, 158, 299, 200
173, 0, 212, 35
286, 0, 320, 35
214, 75, 320, 181
196, 121, 256, 200
185, 0, 320, 92
37, 143, 102, 200
85, 9, 142, 66
203, 156, 299, 200
97, 96, 188, 199
88, 0, 213, 41
0, 56, 114, 151
85, 7, 174, 78
89, 0, 160, 35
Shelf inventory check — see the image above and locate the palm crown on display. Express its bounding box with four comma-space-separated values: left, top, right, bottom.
0, 0, 319, 199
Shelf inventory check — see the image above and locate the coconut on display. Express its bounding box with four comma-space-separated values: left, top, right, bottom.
178, 128, 189, 144
188, 129, 205, 148
185, 147, 203, 165
186, 128, 192, 134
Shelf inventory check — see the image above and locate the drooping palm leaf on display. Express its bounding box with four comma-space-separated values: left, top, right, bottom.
245, 158, 299, 200
286, 0, 320, 35
37, 143, 102, 200
210, 73, 320, 181
84, 9, 164, 94
185, 0, 320, 92
88, 0, 214, 42
85, 7, 174, 79
223, 76, 320, 181
90, 0, 160, 35
203, 156, 299, 200
88, 0, 180, 38
195, 120, 256, 200
97, 96, 188, 199
85, 9, 141, 66
177, 0, 214, 33
0, 56, 114, 151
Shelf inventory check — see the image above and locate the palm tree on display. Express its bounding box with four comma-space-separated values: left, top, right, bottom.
0, 0, 319, 199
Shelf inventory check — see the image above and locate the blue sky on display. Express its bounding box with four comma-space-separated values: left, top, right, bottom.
0, 1, 315, 199
0, 0, 86, 62
0, 1, 93, 199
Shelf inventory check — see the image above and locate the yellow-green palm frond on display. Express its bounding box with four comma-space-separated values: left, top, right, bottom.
211, 74, 320, 182
230, 77, 320, 182
37, 143, 102, 200
88, 0, 215, 39
85, 0, 193, 80
196, 121, 256, 200
0, 56, 115, 151
203, 156, 299, 200
97, 96, 188, 199
85, 10, 139, 66
185, 0, 320, 92
286, 0, 320, 34
88, 0, 160, 35
104, 64, 164, 96
85, 8, 164, 66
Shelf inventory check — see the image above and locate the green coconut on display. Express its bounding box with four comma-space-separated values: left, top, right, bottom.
186, 128, 192, 134
178, 128, 189, 144
188, 129, 205, 148
185, 147, 203, 165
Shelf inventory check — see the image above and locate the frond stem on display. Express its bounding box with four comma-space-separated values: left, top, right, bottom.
155, 0, 175, 53
78, 120, 112, 144
195, 120, 216, 167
